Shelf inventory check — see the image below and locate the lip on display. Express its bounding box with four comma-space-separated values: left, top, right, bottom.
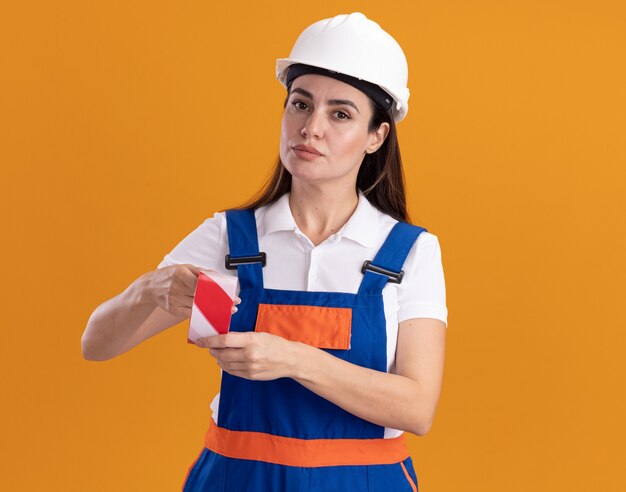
292, 144, 323, 156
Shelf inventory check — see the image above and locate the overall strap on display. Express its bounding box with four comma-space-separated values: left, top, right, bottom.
358, 222, 426, 295
225, 209, 264, 290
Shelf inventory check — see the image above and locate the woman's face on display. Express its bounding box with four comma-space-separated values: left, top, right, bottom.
279, 74, 389, 190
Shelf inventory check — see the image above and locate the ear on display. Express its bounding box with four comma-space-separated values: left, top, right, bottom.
365, 122, 390, 154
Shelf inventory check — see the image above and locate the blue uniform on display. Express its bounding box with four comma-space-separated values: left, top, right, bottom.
183, 208, 424, 491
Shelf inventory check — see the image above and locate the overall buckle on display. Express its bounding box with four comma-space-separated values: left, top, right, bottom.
361, 260, 404, 284
225, 252, 267, 270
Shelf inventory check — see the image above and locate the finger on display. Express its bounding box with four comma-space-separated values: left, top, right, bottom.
196, 337, 244, 350
206, 332, 250, 349
174, 298, 194, 309
210, 348, 247, 363
179, 268, 201, 290
195, 337, 215, 348
233, 297, 241, 305
216, 360, 256, 379
170, 304, 192, 319
219, 361, 253, 372
194, 338, 208, 348
167, 304, 192, 319
185, 264, 206, 277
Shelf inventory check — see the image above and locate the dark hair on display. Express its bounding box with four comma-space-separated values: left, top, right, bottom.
238, 89, 410, 223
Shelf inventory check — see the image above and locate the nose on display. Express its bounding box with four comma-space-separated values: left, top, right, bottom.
301, 109, 324, 139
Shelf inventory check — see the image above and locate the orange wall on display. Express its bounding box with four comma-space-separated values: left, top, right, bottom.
2, 1, 625, 490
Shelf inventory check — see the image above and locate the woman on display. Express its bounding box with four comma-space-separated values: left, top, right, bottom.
82, 12, 447, 492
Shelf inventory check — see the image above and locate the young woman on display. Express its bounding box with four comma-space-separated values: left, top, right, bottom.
82, 12, 447, 491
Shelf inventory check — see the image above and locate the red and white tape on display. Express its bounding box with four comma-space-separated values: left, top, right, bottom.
188, 272, 238, 344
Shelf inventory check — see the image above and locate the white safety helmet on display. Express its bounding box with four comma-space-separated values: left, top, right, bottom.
276, 12, 410, 123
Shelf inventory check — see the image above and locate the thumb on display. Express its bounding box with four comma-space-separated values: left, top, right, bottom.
184, 264, 206, 277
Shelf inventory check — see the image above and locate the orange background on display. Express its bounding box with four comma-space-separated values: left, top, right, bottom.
2, 1, 625, 490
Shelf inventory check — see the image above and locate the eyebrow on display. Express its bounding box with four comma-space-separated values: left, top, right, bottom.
290, 87, 360, 114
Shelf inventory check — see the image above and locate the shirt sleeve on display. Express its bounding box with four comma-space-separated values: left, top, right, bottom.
396, 231, 448, 327
156, 212, 229, 273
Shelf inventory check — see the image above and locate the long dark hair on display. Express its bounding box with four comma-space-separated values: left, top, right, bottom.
239, 92, 410, 223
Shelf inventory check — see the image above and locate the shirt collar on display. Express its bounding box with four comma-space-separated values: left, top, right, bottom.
259, 192, 296, 238
339, 191, 381, 248
259, 191, 381, 248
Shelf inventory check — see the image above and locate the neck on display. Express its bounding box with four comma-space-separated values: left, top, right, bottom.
289, 182, 359, 246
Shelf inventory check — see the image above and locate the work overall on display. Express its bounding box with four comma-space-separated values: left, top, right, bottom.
183, 209, 425, 492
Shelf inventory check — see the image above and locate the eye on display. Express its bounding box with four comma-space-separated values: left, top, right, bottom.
334, 110, 351, 120
291, 100, 309, 111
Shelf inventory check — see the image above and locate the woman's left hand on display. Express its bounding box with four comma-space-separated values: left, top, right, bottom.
195, 332, 298, 381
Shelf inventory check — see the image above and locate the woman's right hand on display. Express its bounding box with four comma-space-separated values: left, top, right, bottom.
141, 264, 206, 319
82, 264, 241, 361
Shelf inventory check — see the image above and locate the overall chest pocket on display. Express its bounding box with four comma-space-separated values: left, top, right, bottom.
254, 303, 352, 350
